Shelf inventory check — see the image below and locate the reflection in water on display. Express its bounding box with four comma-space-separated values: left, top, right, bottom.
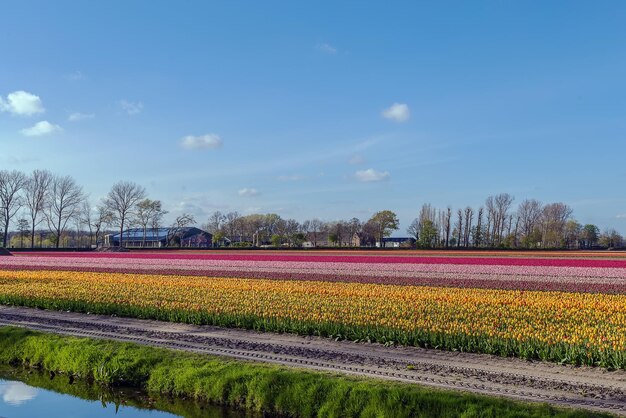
0, 381, 38, 405
0, 366, 253, 418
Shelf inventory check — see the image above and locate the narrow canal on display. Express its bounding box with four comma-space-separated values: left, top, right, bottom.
0, 367, 253, 418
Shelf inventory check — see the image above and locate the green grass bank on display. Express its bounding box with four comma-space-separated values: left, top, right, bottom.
0, 326, 610, 418
0, 364, 246, 418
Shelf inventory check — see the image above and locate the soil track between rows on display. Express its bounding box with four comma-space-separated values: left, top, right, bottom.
1, 305, 625, 415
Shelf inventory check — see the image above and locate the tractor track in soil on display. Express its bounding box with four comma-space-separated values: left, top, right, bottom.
1, 305, 625, 415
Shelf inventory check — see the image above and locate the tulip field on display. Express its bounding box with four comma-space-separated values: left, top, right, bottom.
0, 251, 625, 368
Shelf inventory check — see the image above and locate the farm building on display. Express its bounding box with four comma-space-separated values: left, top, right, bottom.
375, 237, 416, 248
104, 227, 212, 248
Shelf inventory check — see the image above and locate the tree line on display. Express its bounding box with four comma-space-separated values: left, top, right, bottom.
406, 194, 623, 249
202, 209, 399, 248
0, 169, 623, 249
0, 169, 178, 248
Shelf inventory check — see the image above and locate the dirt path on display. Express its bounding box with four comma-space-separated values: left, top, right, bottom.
1, 305, 625, 416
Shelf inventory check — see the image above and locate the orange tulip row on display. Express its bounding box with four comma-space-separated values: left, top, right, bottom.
0, 269, 623, 362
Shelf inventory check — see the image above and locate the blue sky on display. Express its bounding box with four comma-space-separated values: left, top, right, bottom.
1, 1, 626, 234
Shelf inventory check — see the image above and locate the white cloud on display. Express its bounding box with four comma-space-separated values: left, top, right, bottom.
355, 168, 390, 182
617, 214, 626, 219
180, 134, 223, 150
349, 154, 365, 165
0, 91, 45, 116
316, 43, 337, 54
382, 102, 410, 123
238, 188, 260, 197
68, 112, 94, 121
119, 100, 143, 115
0, 381, 38, 406
20, 121, 62, 136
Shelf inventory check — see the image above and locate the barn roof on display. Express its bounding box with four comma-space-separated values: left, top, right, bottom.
109, 227, 210, 241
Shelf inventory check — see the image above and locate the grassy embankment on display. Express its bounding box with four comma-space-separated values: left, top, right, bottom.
0, 326, 610, 418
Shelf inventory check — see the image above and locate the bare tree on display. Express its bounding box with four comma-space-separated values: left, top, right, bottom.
135, 199, 164, 247
224, 211, 241, 241
511, 214, 520, 247
24, 169, 52, 248
104, 181, 146, 248
305, 218, 324, 247
300, 220, 311, 244
206, 211, 226, 234
485, 193, 514, 246
541, 202, 572, 248
359, 220, 379, 247
599, 229, 624, 249
244, 214, 265, 246
72, 204, 83, 248
45, 175, 85, 248
150, 207, 166, 243
564, 220, 582, 249
484, 206, 492, 245
495, 193, 514, 244
473, 207, 484, 247
170, 213, 196, 247
327, 220, 348, 247
346, 217, 361, 246
464, 208, 471, 247
93, 205, 114, 247
444, 207, 452, 248
0, 170, 27, 247
455, 209, 463, 248
485, 196, 495, 245
406, 218, 420, 244
283, 219, 300, 247
17, 217, 29, 248
78, 200, 94, 247
518, 199, 543, 247
178, 213, 195, 226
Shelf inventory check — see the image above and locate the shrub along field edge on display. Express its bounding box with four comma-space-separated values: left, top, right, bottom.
0, 326, 608, 418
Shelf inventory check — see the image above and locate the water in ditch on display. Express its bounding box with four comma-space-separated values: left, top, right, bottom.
0, 366, 253, 418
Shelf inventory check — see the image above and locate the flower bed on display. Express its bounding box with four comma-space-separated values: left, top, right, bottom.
1, 255, 625, 293
1, 251, 625, 367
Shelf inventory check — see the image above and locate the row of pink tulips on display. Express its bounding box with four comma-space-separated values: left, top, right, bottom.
2, 254, 625, 293
5, 256, 626, 278
2, 265, 623, 293
15, 251, 626, 268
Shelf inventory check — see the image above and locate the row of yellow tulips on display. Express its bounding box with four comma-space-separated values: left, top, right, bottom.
0, 269, 624, 367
